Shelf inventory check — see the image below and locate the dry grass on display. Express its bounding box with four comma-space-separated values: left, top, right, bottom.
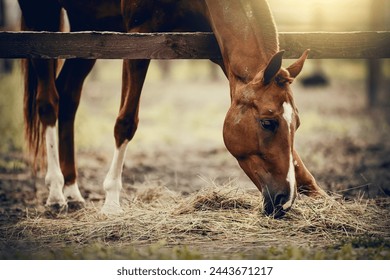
1, 183, 389, 259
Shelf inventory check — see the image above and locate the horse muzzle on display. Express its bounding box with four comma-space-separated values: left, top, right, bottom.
262, 188, 296, 218
235, 157, 296, 218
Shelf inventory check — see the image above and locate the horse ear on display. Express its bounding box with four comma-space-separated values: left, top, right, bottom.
287, 49, 310, 78
263, 50, 285, 84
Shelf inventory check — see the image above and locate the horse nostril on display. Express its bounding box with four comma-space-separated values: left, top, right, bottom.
263, 192, 290, 219
274, 192, 289, 207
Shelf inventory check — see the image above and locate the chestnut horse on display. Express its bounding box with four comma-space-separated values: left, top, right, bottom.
18, 0, 325, 218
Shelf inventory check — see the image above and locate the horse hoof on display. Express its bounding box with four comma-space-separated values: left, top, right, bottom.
44, 203, 68, 218
67, 200, 86, 212
100, 204, 123, 216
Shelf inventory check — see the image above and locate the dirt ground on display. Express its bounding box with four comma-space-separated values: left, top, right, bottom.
0, 60, 389, 259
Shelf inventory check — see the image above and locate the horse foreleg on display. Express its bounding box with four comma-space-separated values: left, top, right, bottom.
57, 59, 96, 210
293, 149, 327, 197
101, 140, 129, 215
101, 59, 150, 215
30, 58, 67, 213
44, 125, 67, 213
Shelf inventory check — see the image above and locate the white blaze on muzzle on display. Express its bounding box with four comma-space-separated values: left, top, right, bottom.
282, 102, 296, 210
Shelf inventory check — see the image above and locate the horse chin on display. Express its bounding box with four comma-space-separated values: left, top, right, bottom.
263, 199, 288, 219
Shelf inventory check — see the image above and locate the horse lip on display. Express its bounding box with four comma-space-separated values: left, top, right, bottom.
273, 207, 287, 219
264, 204, 287, 219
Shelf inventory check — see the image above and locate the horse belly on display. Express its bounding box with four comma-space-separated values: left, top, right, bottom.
124, 0, 211, 32
60, 0, 124, 31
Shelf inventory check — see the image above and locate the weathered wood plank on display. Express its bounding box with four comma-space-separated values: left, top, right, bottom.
0, 32, 221, 59
280, 31, 390, 59
0, 31, 389, 59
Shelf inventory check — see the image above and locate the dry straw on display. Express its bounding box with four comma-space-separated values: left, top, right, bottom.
1, 182, 389, 255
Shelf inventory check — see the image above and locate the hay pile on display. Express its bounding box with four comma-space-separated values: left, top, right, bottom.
1, 184, 389, 257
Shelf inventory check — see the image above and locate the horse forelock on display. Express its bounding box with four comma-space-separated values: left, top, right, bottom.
276, 68, 294, 84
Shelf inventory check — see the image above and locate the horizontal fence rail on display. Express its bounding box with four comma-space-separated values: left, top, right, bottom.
0, 31, 389, 60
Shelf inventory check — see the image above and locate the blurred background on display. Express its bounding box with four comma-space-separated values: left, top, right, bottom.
0, 0, 389, 209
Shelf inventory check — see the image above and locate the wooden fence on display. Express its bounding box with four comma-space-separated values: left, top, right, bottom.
0, 31, 389, 105
0, 31, 389, 59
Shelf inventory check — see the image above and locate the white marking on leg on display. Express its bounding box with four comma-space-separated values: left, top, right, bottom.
101, 140, 129, 215
282, 102, 296, 210
45, 126, 66, 206
64, 182, 85, 204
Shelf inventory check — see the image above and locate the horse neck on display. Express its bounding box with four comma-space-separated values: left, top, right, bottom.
206, 0, 279, 85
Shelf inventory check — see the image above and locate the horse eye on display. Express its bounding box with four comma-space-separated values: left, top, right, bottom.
260, 119, 279, 132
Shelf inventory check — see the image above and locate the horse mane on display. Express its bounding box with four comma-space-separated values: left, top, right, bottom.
240, 0, 279, 60
206, 0, 279, 82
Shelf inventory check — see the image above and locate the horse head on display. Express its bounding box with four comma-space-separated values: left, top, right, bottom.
223, 50, 309, 218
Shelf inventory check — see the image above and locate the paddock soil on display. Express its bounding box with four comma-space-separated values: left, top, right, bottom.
0, 60, 389, 259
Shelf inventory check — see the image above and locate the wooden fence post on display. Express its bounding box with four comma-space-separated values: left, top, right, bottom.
367, 0, 388, 107
0, 0, 13, 74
